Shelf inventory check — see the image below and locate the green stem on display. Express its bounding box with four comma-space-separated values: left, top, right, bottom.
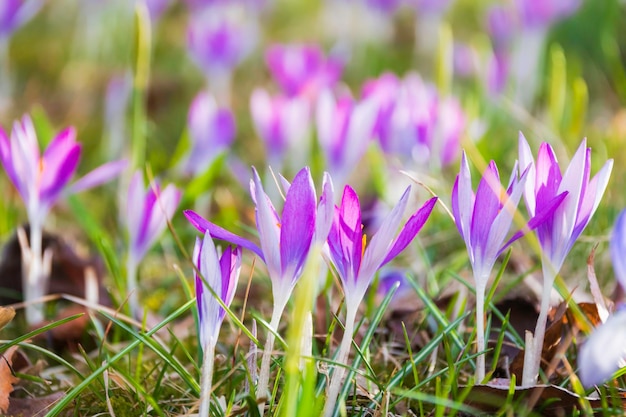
323, 303, 357, 417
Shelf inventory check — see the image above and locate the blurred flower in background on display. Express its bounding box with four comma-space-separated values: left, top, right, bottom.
187, 3, 258, 105
250, 88, 311, 174
364, 72, 465, 170
181, 91, 236, 176
316, 89, 378, 189
266, 43, 344, 100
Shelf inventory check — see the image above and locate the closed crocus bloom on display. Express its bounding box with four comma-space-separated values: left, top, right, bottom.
194, 233, 241, 347
249, 88, 310, 171
193, 232, 241, 416
316, 89, 378, 188
519, 134, 613, 386
126, 171, 181, 317
266, 43, 343, 99
183, 91, 235, 176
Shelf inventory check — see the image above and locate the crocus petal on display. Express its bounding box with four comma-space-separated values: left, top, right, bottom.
382, 196, 438, 265
219, 245, 241, 315
578, 308, 626, 388
518, 132, 537, 216
358, 187, 411, 291
279, 167, 316, 284
252, 167, 282, 281
611, 210, 626, 291
39, 142, 81, 205
68, 159, 127, 194
470, 161, 501, 255
570, 159, 613, 241
314, 172, 335, 244
338, 185, 363, 282
184, 209, 264, 259
197, 232, 222, 344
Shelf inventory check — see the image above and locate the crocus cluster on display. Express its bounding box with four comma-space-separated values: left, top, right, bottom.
186, 166, 437, 415
0, 115, 126, 324
363, 72, 465, 170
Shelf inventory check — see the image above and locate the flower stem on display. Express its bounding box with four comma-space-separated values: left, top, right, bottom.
522, 261, 556, 386
23, 221, 46, 325
126, 256, 139, 319
199, 340, 216, 417
475, 282, 486, 383
323, 304, 357, 417
256, 298, 287, 415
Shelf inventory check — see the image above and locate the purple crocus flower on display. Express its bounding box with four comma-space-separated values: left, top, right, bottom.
329, 185, 437, 316
193, 231, 241, 416
578, 209, 626, 388
126, 171, 181, 316
519, 135, 613, 276
0, 115, 126, 230
0, 114, 126, 324
519, 134, 613, 385
266, 43, 343, 99
323, 185, 437, 416
0, 0, 43, 39
316, 89, 378, 188
250, 88, 310, 172
182, 91, 235, 176
451, 150, 564, 381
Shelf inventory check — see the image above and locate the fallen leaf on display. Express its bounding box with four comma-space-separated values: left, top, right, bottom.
465, 382, 605, 416
7, 391, 65, 416
0, 346, 20, 414
0, 307, 15, 331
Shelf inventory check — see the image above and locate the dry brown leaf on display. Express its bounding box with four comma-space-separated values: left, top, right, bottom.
465, 382, 605, 416
0, 307, 15, 331
7, 391, 65, 415
0, 345, 20, 414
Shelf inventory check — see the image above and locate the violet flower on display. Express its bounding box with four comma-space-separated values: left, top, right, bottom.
250, 88, 310, 173
265, 43, 343, 99
579, 209, 626, 388
182, 91, 235, 176
0, 115, 126, 324
452, 151, 529, 381
193, 232, 241, 415
514, 0, 581, 30
184, 166, 333, 410
187, 4, 257, 104
126, 171, 181, 317
519, 134, 613, 385
316, 89, 378, 189
323, 185, 437, 417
